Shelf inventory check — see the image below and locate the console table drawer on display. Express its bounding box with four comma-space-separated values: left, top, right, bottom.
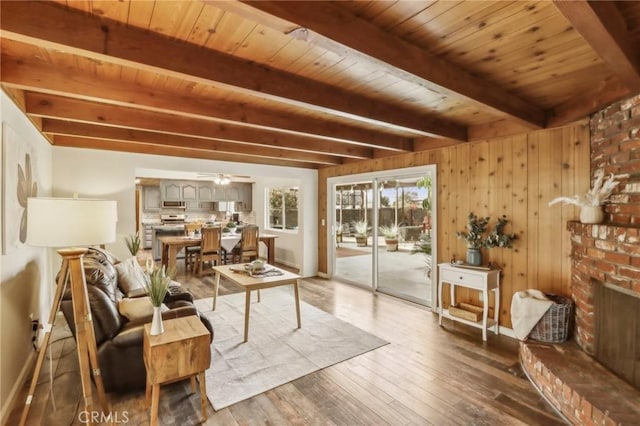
440, 268, 483, 288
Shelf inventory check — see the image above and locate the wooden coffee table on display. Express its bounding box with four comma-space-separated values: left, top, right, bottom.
212, 264, 302, 342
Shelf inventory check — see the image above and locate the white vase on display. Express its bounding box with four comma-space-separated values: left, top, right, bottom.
580, 205, 604, 224
150, 306, 164, 335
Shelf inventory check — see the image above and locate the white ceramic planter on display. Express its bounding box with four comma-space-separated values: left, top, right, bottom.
580, 205, 604, 224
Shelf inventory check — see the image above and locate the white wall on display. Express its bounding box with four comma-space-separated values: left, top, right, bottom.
0, 91, 53, 421
52, 147, 318, 276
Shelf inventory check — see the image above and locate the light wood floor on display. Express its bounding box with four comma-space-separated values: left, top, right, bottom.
9, 259, 564, 425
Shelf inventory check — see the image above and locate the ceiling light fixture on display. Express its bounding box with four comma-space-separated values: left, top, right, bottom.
212, 174, 231, 185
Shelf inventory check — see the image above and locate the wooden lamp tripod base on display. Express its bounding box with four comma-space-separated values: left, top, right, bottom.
19, 248, 109, 426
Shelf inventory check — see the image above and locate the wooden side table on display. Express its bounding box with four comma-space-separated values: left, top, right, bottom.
143, 316, 211, 425
437, 263, 501, 341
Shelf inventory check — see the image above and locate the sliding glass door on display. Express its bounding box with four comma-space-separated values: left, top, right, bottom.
333, 180, 373, 288
329, 166, 436, 307
376, 175, 433, 305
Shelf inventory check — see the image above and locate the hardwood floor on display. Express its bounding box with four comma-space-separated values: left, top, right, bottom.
9, 258, 564, 425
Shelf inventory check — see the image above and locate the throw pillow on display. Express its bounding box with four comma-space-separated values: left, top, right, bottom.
114, 257, 148, 298
118, 297, 168, 322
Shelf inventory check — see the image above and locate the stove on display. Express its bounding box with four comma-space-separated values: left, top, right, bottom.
160, 214, 186, 224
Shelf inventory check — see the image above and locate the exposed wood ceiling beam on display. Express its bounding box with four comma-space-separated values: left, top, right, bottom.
241, 0, 546, 129
0, 1, 467, 140
1, 53, 412, 151
547, 76, 631, 127
52, 136, 316, 169
42, 119, 341, 165
553, 0, 640, 93
25, 93, 374, 159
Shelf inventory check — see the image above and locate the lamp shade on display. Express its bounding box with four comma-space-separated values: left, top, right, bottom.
26, 197, 118, 248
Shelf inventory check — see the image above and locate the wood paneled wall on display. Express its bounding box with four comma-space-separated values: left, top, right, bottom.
318, 123, 590, 328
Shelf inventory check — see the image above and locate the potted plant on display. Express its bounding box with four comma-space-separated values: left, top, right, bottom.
379, 224, 399, 251
354, 220, 368, 247
124, 232, 141, 257
549, 170, 619, 224
411, 233, 433, 278
417, 175, 433, 233
336, 223, 343, 243
144, 258, 172, 335
456, 213, 489, 266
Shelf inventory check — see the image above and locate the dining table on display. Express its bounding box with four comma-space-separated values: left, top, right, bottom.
158, 234, 239, 271
158, 233, 278, 271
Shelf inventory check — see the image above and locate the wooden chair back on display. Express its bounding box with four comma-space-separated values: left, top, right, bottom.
201, 226, 222, 253
197, 226, 222, 277
235, 225, 259, 263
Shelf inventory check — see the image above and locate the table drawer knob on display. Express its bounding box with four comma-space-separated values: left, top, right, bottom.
459, 276, 464, 280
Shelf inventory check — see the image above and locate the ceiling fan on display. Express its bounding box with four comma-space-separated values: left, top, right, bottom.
196, 172, 251, 184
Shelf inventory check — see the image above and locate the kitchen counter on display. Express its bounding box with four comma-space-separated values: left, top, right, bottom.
153, 226, 186, 260
153, 224, 185, 231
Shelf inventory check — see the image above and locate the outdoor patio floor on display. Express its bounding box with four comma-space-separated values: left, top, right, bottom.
335, 238, 433, 306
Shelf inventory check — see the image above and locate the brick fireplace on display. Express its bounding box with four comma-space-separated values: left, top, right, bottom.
567, 221, 640, 380
521, 93, 640, 425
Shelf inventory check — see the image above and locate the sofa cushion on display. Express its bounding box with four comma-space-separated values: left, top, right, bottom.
114, 257, 148, 298
118, 297, 168, 322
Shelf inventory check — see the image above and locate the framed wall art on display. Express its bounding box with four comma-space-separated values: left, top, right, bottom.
2, 122, 39, 255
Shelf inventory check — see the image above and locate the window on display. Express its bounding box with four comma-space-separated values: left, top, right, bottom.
268, 187, 299, 231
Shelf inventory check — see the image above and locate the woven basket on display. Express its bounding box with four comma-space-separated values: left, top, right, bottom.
529, 294, 574, 343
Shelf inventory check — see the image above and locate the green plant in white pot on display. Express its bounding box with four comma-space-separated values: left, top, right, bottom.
549, 170, 619, 224
354, 220, 368, 247
379, 224, 399, 251
144, 258, 172, 335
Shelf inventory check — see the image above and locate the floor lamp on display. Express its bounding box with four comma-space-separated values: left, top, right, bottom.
21, 197, 118, 426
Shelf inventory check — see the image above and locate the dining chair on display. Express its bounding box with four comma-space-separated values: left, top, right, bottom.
196, 226, 222, 277
232, 225, 259, 264
184, 223, 202, 271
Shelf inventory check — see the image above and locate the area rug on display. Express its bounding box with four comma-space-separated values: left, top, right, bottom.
193, 288, 388, 410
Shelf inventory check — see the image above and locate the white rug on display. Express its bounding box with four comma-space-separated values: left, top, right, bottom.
194, 288, 388, 410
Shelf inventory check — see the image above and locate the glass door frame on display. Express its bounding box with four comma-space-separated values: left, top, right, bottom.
326, 165, 437, 310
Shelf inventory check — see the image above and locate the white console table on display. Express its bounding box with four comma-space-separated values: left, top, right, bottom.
437, 263, 501, 341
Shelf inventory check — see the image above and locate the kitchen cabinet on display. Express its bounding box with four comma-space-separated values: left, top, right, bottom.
236, 183, 253, 212
212, 186, 226, 201
212, 184, 240, 202
181, 183, 197, 201
143, 224, 154, 249
143, 186, 161, 211
161, 182, 181, 201
197, 183, 214, 201
226, 184, 241, 202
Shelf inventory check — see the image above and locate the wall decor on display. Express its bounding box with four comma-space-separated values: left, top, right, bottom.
2, 122, 39, 254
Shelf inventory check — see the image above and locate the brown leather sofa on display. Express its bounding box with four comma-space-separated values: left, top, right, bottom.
60, 247, 213, 393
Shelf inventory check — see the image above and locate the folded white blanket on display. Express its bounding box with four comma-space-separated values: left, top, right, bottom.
511, 289, 553, 340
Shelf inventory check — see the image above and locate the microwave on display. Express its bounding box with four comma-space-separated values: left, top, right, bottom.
162, 200, 186, 209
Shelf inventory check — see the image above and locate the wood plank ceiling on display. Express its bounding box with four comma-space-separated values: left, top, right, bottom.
1, 0, 639, 169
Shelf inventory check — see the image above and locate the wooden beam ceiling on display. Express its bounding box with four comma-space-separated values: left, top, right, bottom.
53, 136, 317, 169
42, 119, 342, 165
1, 0, 638, 169
25, 93, 373, 160
553, 0, 640, 93
1, 52, 413, 152
241, 0, 547, 129
0, 0, 467, 140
